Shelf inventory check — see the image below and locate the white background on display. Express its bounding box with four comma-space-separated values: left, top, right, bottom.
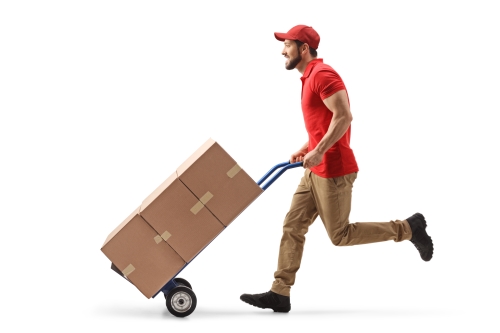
1, 0, 499, 332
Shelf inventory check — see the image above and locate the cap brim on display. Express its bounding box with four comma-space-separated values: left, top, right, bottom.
274, 32, 293, 42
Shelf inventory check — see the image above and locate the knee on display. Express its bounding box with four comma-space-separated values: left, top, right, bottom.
328, 232, 344, 246
328, 226, 351, 246
283, 225, 308, 239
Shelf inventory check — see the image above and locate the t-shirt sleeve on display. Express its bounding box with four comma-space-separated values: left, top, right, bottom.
312, 69, 346, 100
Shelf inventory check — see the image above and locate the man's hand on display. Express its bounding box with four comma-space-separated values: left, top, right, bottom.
303, 149, 323, 169
290, 149, 306, 163
290, 144, 309, 163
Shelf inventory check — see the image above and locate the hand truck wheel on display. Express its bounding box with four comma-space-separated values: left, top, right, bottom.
166, 286, 197, 317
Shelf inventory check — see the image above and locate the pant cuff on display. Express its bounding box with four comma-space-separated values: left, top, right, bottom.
271, 281, 291, 297
401, 220, 412, 241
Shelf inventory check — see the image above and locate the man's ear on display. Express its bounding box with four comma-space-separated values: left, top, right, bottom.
302, 44, 309, 55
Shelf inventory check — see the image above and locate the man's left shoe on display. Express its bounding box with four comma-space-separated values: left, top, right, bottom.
406, 213, 434, 261
240, 291, 291, 312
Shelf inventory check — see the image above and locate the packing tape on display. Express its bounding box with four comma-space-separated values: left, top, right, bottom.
190, 191, 213, 215
227, 164, 242, 178
190, 201, 204, 215
122, 264, 135, 277
200, 191, 213, 204
154, 235, 162, 244
161, 230, 171, 241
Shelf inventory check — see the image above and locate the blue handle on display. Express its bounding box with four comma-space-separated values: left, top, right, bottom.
258, 161, 304, 191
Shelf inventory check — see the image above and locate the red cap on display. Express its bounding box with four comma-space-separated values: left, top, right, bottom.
274, 25, 320, 50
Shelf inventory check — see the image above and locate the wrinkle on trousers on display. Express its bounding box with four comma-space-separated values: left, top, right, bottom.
271, 169, 411, 296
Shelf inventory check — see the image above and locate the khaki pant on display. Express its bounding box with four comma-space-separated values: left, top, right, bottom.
271, 169, 412, 297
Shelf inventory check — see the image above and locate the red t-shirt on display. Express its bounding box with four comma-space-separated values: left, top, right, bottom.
300, 59, 359, 178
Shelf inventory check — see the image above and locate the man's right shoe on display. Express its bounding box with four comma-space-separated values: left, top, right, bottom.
240, 291, 291, 313
406, 213, 434, 261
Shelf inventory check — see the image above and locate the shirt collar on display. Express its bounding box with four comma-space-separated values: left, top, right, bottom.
301, 58, 323, 79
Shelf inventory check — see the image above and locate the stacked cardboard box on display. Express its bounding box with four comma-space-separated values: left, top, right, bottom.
101, 139, 263, 298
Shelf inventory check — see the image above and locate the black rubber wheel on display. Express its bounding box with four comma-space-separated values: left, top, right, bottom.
174, 278, 192, 290
166, 286, 197, 317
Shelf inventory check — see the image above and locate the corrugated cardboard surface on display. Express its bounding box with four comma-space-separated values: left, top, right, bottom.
102, 207, 141, 248
101, 208, 185, 298
177, 138, 263, 226
140, 173, 224, 263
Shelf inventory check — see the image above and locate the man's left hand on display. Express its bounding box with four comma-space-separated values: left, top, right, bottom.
303, 149, 323, 169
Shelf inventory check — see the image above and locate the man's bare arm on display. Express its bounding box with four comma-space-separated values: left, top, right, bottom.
303, 90, 353, 169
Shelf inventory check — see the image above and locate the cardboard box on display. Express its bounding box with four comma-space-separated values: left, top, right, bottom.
101, 207, 186, 298
177, 138, 263, 226
102, 138, 263, 298
140, 172, 224, 263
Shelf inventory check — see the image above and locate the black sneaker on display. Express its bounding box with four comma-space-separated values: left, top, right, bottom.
240, 291, 291, 312
406, 213, 433, 261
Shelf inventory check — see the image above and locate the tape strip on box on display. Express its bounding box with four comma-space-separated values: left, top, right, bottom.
190, 191, 214, 215
190, 202, 204, 215
227, 164, 242, 178
122, 264, 135, 277
200, 191, 213, 204
154, 235, 162, 244
161, 230, 171, 241
154, 230, 172, 243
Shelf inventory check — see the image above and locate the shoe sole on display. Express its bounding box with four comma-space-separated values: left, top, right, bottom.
422, 232, 433, 262
418, 213, 433, 261
240, 295, 291, 313
410, 213, 433, 261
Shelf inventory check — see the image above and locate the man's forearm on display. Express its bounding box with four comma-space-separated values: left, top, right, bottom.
314, 115, 352, 154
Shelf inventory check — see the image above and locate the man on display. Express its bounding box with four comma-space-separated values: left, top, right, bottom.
240, 25, 433, 313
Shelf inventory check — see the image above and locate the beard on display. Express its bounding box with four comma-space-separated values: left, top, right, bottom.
285, 52, 302, 70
